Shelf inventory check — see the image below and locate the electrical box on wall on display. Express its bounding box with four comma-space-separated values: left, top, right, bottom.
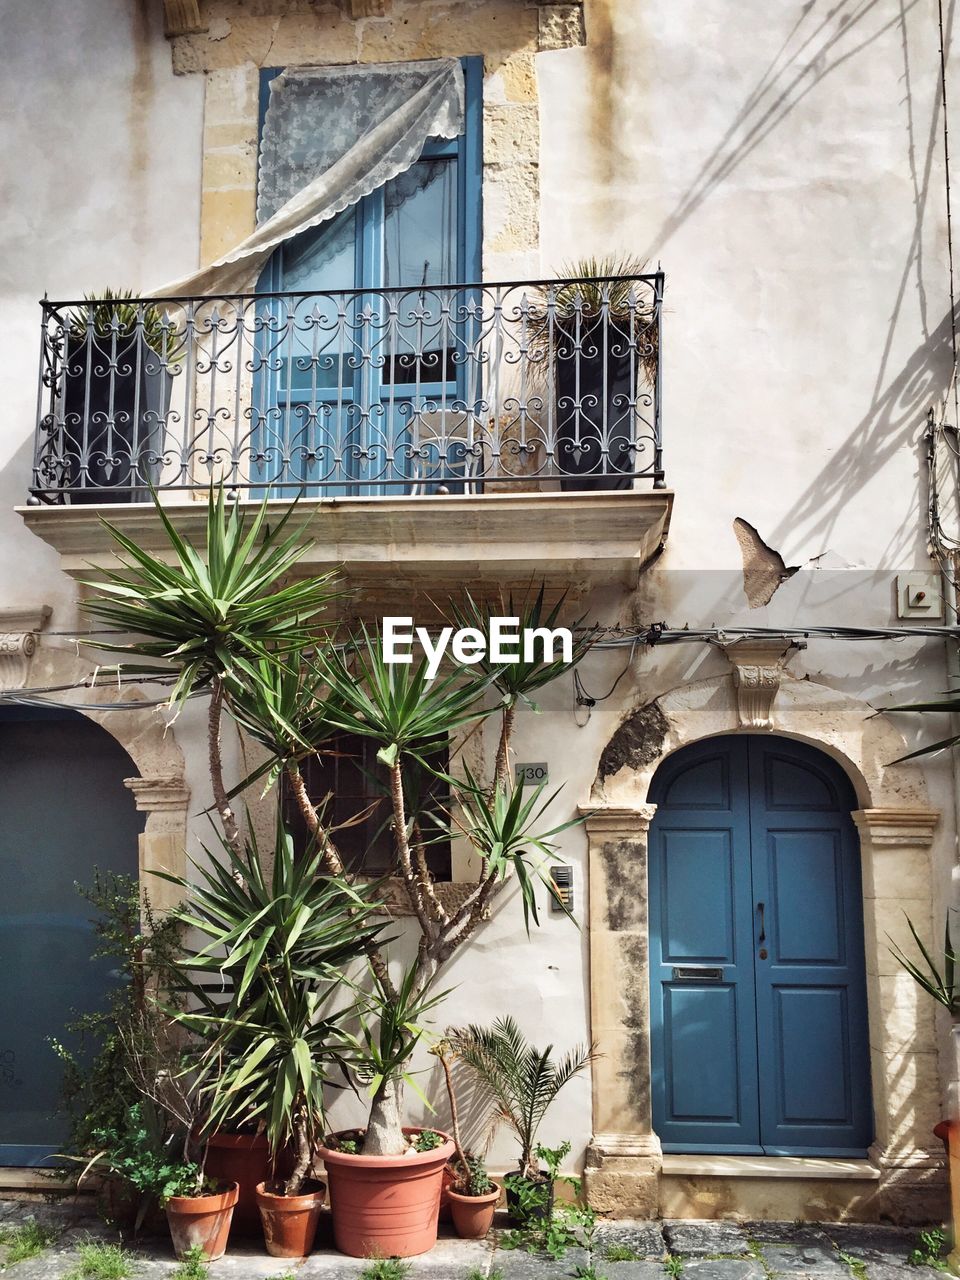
895, 572, 944, 620
550, 865, 574, 913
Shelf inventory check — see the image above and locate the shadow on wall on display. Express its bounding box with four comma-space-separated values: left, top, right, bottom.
638, 0, 956, 567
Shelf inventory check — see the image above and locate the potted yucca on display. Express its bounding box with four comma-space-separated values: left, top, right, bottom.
59, 289, 179, 502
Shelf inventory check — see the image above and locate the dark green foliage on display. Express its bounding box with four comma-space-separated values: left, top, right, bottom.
413, 1129, 444, 1152
82, 486, 338, 710
158, 819, 385, 1194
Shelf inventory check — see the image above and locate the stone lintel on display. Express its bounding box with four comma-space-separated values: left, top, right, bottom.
852, 808, 940, 846
581, 804, 657, 835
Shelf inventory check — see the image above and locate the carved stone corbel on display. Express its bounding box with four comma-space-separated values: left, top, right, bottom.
720, 638, 797, 730
0, 606, 51, 692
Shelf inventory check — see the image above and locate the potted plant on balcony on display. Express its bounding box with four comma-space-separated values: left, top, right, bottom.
530, 256, 659, 492
448, 1017, 595, 1224
58, 288, 180, 503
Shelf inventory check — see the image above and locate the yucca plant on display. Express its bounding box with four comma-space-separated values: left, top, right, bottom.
66, 288, 183, 362
83, 486, 596, 1167
450, 586, 594, 784
156, 820, 386, 1195
82, 486, 338, 854
529, 255, 659, 385
448, 1017, 596, 1180
890, 915, 959, 1015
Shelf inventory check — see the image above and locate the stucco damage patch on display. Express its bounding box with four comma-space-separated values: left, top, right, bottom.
618, 933, 651, 1122
733, 517, 800, 608
597, 699, 669, 781
601, 840, 648, 931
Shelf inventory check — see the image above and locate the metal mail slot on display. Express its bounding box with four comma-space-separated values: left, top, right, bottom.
672, 966, 724, 982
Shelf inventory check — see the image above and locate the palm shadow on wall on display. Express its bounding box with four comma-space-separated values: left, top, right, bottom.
637, 0, 957, 565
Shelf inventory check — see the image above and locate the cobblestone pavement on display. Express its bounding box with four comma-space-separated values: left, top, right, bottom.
0, 1199, 949, 1279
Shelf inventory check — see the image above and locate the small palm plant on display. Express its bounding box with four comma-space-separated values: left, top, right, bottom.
448, 1017, 595, 1180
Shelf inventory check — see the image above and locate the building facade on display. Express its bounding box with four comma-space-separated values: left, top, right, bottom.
0, 0, 957, 1224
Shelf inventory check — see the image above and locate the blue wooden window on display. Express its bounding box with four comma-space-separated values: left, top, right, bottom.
253, 59, 482, 496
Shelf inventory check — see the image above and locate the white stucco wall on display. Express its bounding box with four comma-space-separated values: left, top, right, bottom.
0, 0, 203, 619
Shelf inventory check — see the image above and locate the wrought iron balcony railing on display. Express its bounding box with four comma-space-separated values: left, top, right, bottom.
29, 274, 663, 504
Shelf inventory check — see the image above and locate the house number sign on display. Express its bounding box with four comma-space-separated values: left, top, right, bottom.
515, 762, 549, 786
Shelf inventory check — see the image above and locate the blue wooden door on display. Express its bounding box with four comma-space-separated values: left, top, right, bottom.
0, 708, 143, 1166
648, 735, 872, 1156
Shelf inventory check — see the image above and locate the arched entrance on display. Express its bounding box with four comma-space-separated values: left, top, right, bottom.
648, 734, 871, 1156
0, 706, 144, 1166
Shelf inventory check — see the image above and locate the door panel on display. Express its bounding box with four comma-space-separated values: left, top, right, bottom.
648, 741, 761, 1151
649, 735, 872, 1156
0, 708, 143, 1166
749, 739, 871, 1154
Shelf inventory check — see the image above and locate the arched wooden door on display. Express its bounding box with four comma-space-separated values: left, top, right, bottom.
0, 707, 144, 1165
648, 734, 872, 1156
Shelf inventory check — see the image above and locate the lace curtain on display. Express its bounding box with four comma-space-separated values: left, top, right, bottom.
157, 58, 464, 297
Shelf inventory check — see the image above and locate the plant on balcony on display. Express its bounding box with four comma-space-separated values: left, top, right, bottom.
57, 289, 181, 503
80, 487, 593, 1258
528, 255, 658, 491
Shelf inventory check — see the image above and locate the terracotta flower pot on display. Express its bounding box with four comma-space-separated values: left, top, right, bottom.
165, 1181, 239, 1261
438, 1161, 456, 1223
204, 1131, 270, 1236
448, 1181, 501, 1239
318, 1127, 455, 1258
255, 1180, 326, 1258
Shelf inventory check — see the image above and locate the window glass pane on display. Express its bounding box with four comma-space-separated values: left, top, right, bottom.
275, 208, 357, 392
383, 157, 458, 288
282, 207, 356, 293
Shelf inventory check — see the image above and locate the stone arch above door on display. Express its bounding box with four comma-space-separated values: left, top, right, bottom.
8, 637, 190, 910
581, 669, 945, 1224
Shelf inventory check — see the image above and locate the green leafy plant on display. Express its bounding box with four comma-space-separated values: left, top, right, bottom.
0, 1220, 58, 1263
359, 1259, 412, 1280
528, 256, 659, 384
573, 1266, 608, 1280
449, 1017, 595, 1178
159, 818, 385, 1196
891, 917, 959, 1014
502, 1201, 596, 1261
80, 1103, 207, 1208
171, 1244, 209, 1280
64, 1239, 138, 1280
838, 1251, 868, 1280
413, 1129, 444, 1152
66, 289, 183, 361
51, 871, 185, 1225
535, 1140, 572, 1184
604, 1243, 643, 1262
83, 491, 593, 1163
664, 1255, 684, 1278
908, 1227, 948, 1269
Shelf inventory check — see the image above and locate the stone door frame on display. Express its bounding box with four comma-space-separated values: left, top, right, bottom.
581, 670, 943, 1218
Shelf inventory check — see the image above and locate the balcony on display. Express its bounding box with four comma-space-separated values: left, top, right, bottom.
20, 276, 672, 592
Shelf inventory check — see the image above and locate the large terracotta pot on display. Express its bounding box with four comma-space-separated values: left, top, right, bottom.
318, 1127, 455, 1258
165, 1181, 239, 1261
255, 1180, 326, 1258
448, 1182, 501, 1239
204, 1132, 270, 1236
